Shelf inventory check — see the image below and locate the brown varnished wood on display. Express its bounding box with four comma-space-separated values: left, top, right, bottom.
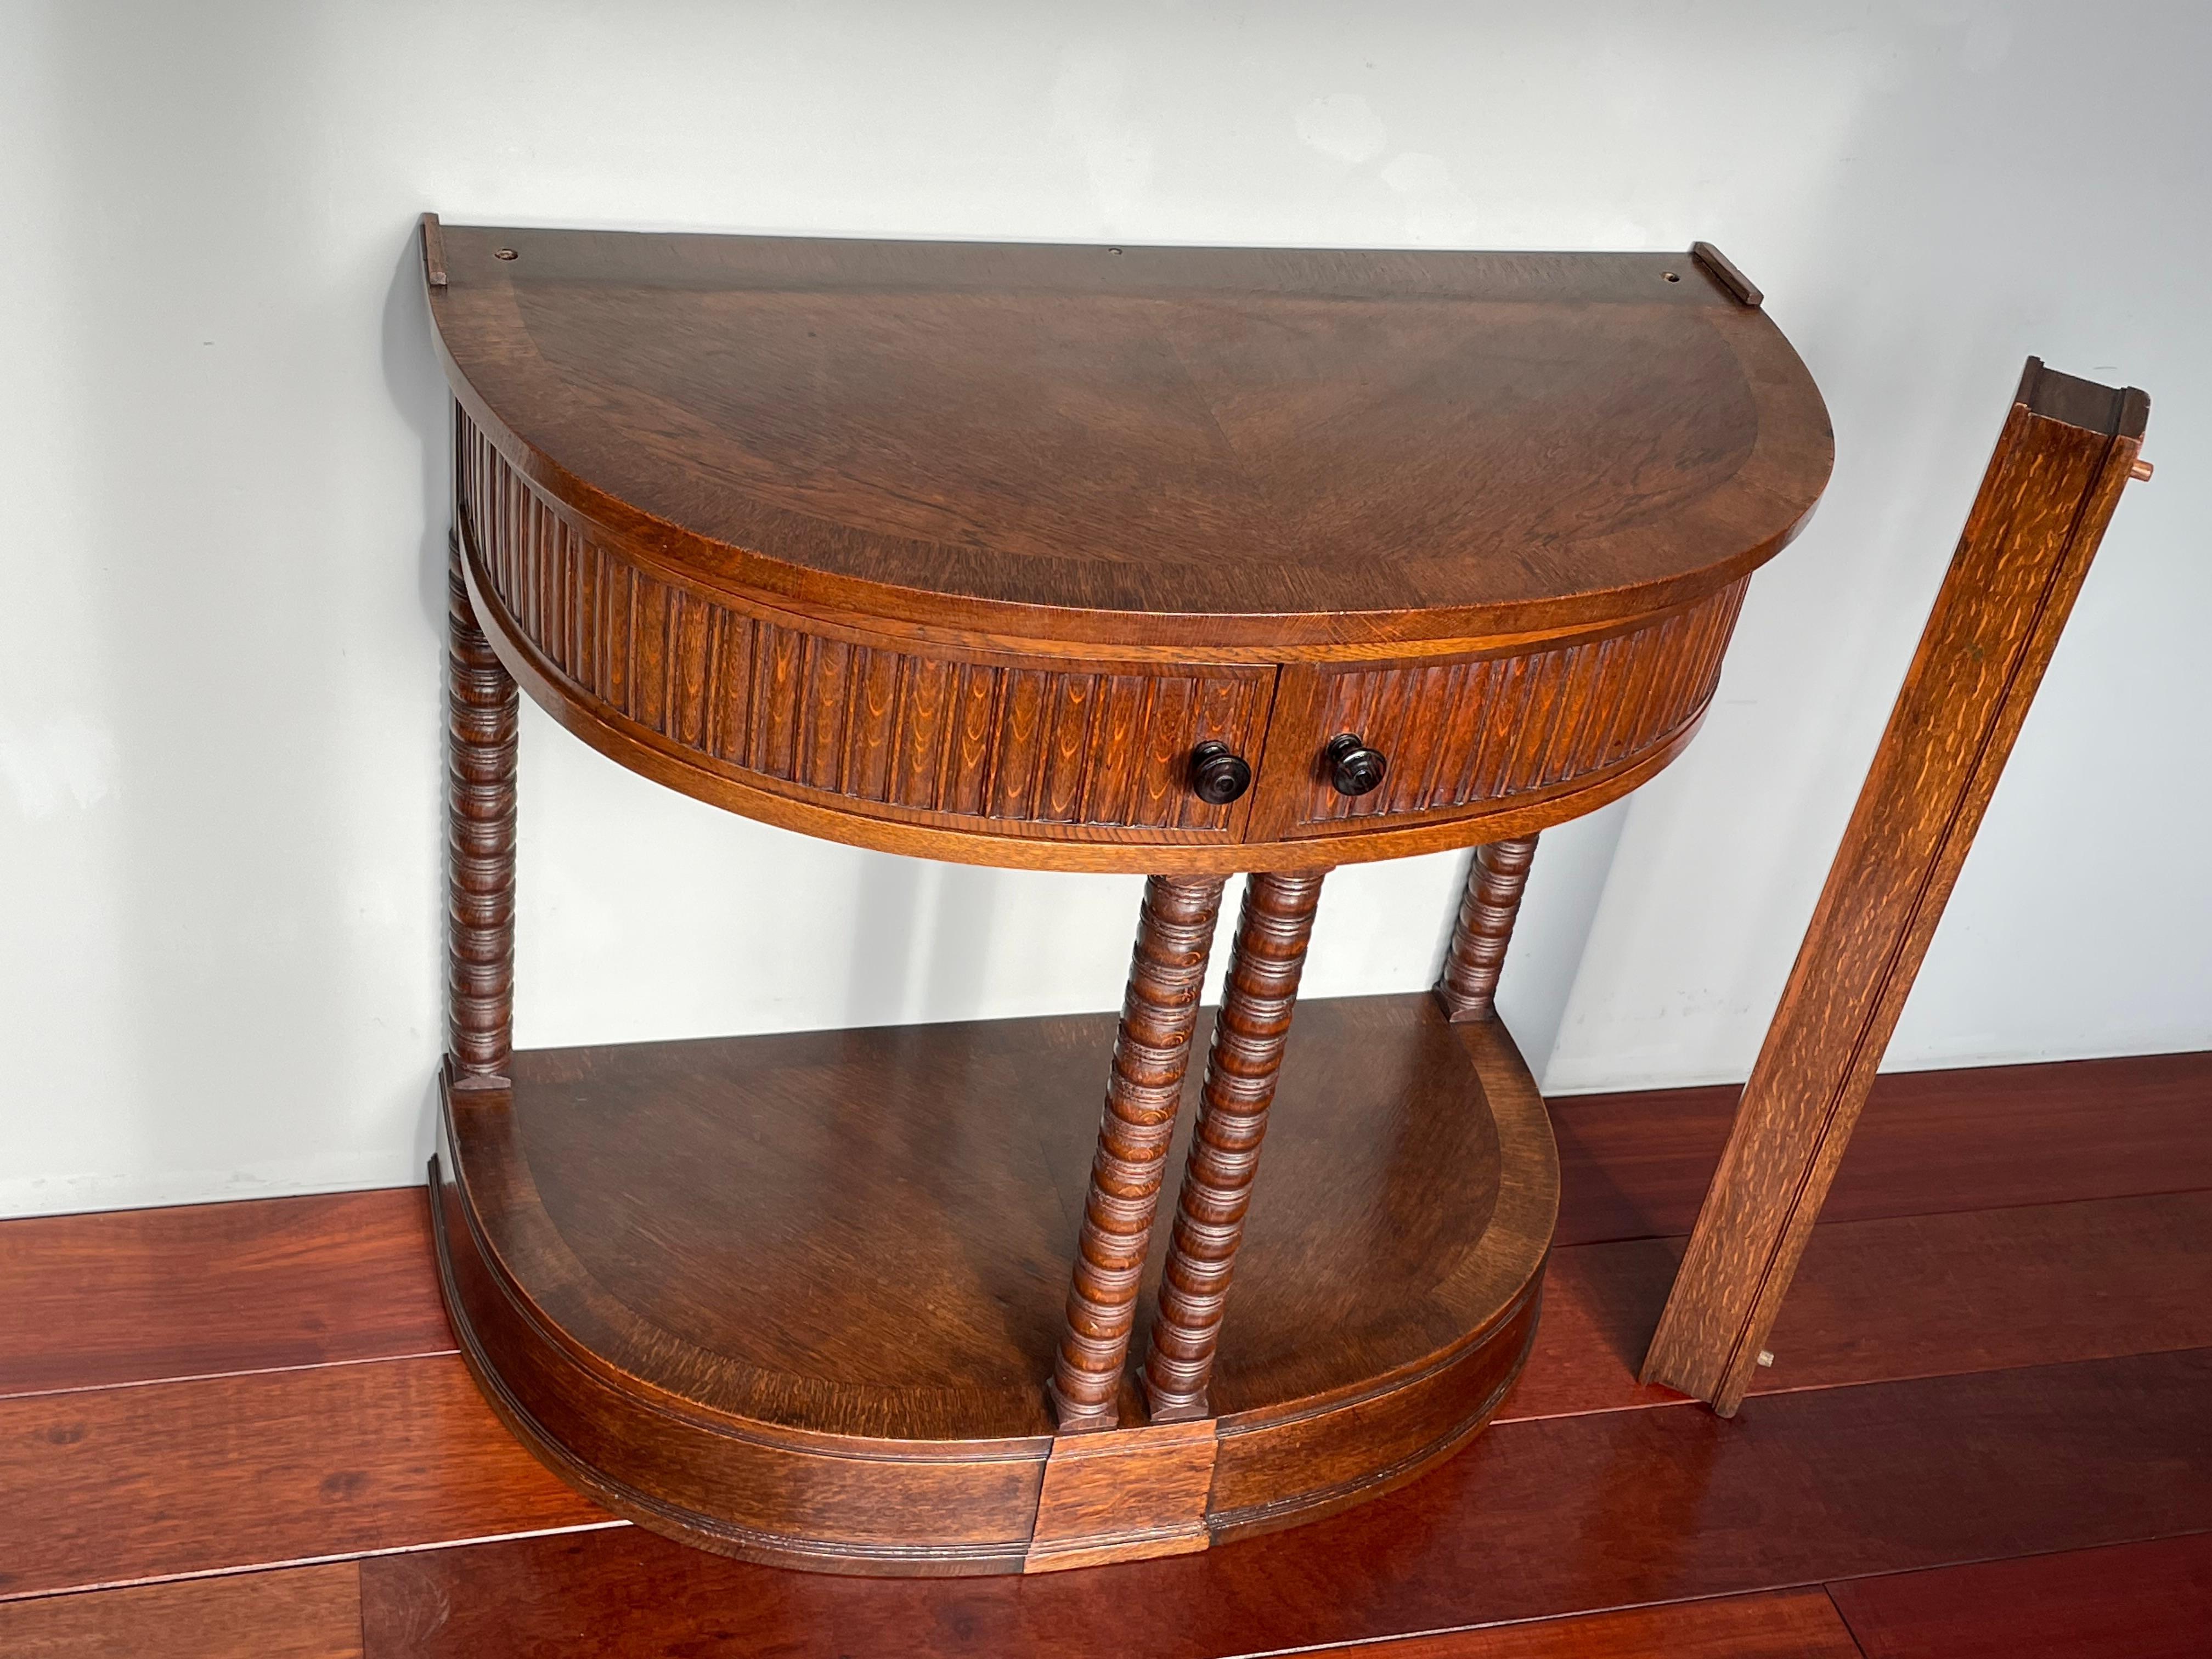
0, 1355, 609, 1601
1143, 872, 1327, 1423
427, 221, 1831, 870
10, 1047, 2202, 1636
426, 225, 1832, 652
1051, 876, 1227, 1432
458, 472, 1739, 871
0, 1565, 364, 1658
409, 217, 1837, 1569
355, 1349, 2212, 1656
446, 540, 517, 1087
1511, 1188, 2212, 1423
1436, 836, 1541, 1023
1023, 1417, 1218, 1572
425, 992, 1552, 1574
0, 1188, 450, 1399
1549, 1048, 2212, 1248
1308, 1589, 1863, 1658
1643, 359, 2152, 1414
1829, 1533, 2212, 1659
468, 524, 1713, 872
1246, 577, 1748, 842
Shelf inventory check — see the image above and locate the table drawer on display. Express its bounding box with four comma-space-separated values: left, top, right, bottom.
462, 421, 1273, 842
1251, 579, 1750, 838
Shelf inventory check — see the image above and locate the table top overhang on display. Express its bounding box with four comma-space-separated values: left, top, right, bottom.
426, 223, 1833, 653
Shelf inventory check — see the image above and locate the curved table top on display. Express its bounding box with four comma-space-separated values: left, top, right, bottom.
426, 223, 1832, 654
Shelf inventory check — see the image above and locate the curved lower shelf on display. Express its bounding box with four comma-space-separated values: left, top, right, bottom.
430, 990, 1559, 1576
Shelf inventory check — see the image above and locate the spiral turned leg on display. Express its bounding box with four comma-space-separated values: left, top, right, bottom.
447, 540, 519, 1089
1049, 874, 1229, 1432
1434, 836, 1538, 1024
1141, 870, 1326, 1423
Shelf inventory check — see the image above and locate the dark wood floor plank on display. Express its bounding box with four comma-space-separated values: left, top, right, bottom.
0, 1564, 363, 1657
1294, 1589, 1864, 1657
1827, 1533, 2212, 1659
0, 1355, 611, 1601
1511, 1189, 2212, 1421
0, 1189, 453, 1398
1551, 1049, 2212, 1245
358, 1349, 2212, 1659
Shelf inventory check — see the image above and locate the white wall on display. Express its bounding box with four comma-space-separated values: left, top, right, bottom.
4, 1, 2207, 1216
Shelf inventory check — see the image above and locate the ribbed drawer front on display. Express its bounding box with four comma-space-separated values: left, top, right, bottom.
462, 415, 1272, 839
1265, 578, 1750, 835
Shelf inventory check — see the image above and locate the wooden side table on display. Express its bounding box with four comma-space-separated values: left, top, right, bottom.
418, 218, 1832, 1575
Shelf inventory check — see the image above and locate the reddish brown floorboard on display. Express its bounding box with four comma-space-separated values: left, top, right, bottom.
356, 1350, 2212, 1658
1550, 1049, 2212, 1245
0, 1564, 363, 1657
1300, 1589, 1863, 1658
5, 1052, 2208, 1650
0, 1355, 611, 1600
1511, 1188, 2212, 1420
0, 1188, 453, 1398
1827, 1533, 2212, 1659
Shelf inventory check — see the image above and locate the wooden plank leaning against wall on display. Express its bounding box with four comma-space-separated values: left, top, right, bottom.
1642, 357, 2154, 1415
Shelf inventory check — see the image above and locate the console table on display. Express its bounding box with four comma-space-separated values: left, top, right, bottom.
417, 217, 1832, 1575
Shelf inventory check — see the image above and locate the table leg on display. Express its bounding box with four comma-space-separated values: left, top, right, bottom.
1434, 836, 1538, 1023
1049, 874, 1228, 1432
1142, 870, 1327, 1423
447, 539, 519, 1089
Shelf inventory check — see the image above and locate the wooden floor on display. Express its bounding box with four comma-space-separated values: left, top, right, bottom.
2, 1047, 2207, 1657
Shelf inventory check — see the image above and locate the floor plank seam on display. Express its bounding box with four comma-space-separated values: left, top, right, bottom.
0, 1347, 464, 1407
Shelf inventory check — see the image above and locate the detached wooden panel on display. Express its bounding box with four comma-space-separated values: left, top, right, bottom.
0, 1566, 363, 1658
1644, 359, 2151, 1413
1314, 1589, 1863, 1658
1829, 1533, 2212, 1659
0, 1189, 452, 1399
0, 1355, 610, 1601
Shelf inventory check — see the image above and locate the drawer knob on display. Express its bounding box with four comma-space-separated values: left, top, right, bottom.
1324, 733, 1389, 798
1188, 741, 1252, 805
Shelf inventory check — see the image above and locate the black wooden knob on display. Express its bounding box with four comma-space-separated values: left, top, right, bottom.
1188, 740, 1252, 805
1324, 732, 1388, 797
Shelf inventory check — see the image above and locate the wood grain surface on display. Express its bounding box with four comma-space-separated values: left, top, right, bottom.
1146, 872, 1327, 1421
1644, 359, 2151, 1412
353, 1349, 2212, 1657
428, 225, 1831, 648
429, 223, 1832, 870
0, 1566, 363, 1658
5, 1049, 2205, 1651
1437, 836, 1541, 1023
1550, 1047, 2212, 1247
1513, 1189, 2212, 1421
444, 543, 520, 1087
1307, 1589, 1863, 1658
1829, 1532, 2212, 1659
0, 1355, 610, 1600
0, 1188, 450, 1399
1052, 876, 1227, 1432
428, 994, 1551, 1571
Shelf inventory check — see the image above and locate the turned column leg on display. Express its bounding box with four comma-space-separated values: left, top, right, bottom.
1049, 874, 1229, 1432
1434, 836, 1538, 1024
447, 539, 519, 1089
1141, 870, 1326, 1423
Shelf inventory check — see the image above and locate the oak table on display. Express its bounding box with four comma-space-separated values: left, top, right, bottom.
417, 217, 1832, 1576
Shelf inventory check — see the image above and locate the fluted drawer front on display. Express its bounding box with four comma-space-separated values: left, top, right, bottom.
1272, 577, 1750, 834
462, 416, 1270, 837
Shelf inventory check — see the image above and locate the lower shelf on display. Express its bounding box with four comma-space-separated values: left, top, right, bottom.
431, 990, 1558, 1576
